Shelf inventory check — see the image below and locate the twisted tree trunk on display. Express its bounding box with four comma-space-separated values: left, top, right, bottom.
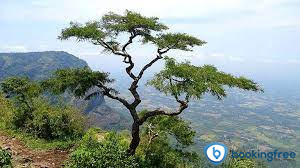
127, 121, 141, 155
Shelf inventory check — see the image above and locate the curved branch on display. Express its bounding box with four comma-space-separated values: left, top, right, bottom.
139, 100, 188, 124
96, 40, 127, 57
130, 49, 168, 108
96, 34, 137, 80
96, 84, 130, 109
122, 31, 136, 52
137, 55, 163, 81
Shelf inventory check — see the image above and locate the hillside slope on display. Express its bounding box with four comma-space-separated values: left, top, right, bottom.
0, 51, 129, 129
0, 51, 87, 80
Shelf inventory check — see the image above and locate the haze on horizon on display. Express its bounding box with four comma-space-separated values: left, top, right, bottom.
1, 0, 299, 88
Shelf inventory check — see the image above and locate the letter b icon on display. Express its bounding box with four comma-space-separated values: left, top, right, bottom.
204, 143, 228, 165
213, 147, 221, 159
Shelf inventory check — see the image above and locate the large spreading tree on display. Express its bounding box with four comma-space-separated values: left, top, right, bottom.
43, 10, 262, 155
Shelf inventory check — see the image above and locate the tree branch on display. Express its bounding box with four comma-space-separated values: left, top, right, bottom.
139, 100, 188, 124
96, 39, 127, 57
130, 48, 168, 108
122, 31, 136, 52
96, 84, 130, 109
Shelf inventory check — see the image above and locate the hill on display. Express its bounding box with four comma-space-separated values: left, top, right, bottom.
0, 51, 87, 80
0, 51, 129, 129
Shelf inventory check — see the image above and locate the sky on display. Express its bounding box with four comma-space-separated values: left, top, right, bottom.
0, 0, 300, 86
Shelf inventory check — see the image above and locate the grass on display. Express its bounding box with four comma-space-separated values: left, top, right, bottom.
0, 122, 79, 150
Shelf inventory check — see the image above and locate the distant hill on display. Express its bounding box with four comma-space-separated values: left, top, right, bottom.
0, 51, 130, 129
0, 51, 88, 80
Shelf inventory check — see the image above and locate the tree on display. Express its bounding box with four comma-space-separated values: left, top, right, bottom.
43, 10, 262, 155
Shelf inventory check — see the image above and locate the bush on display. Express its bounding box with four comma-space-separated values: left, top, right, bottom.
1, 95, 85, 140
1, 77, 86, 140
26, 98, 85, 140
0, 148, 12, 168
137, 115, 201, 168
0, 93, 14, 127
66, 128, 140, 168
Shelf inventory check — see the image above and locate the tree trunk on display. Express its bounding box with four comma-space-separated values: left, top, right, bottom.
128, 121, 140, 155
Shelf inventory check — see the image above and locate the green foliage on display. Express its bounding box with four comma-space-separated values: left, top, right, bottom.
137, 115, 200, 168
0, 126, 77, 150
59, 11, 168, 47
60, 21, 106, 41
66, 129, 140, 168
101, 10, 168, 35
226, 158, 255, 168
59, 10, 204, 54
28, 99, 85, 139
0, 78, 85, 140
149, 57, 262, 100
224, 157, 266, 168
1, 77, 42, 128
144, 33, 206, 51
1, 77, 41, 99
0, 148, 12, 168
139, 138, 200, 168
0, 92, 14, 126
143, 114, 195, 147
42, 67, 113, 98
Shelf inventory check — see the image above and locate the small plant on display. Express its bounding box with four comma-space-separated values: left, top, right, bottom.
0, 148, 12, 168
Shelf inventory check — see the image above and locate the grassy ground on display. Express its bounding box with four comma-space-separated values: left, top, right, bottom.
0, 123, 78, 150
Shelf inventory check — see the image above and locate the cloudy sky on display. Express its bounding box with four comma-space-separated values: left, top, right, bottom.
1, 0, 299, 84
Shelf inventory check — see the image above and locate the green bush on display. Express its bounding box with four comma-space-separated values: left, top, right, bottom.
1, 77, 86, 140
66, 128, 140, 168
0, 148, 12, 168
26, 98, 85, 140
137, 115, 201, 168
0, 93, 14, 127
1, 95, 85, 140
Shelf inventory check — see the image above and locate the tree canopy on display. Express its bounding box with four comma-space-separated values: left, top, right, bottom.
149, 57, 262, 100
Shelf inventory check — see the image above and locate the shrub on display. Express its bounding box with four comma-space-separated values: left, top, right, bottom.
1, 94, 85, 140
0, 93, 14, 128
0, 148, 12, 168
137, 115, 201, 168
27, 98, 85, 140
1, 77, 86, 140
66, 128, 140, 168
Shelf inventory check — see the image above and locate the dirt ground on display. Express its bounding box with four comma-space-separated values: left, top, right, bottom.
0, 132, 69, 168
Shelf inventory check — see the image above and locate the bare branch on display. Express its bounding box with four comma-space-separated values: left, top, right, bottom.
138, 55, 163, 81
96, 40, 127, 57
122, 31, 136, 52
96, 84, 129, 109
139, 100, 188, 124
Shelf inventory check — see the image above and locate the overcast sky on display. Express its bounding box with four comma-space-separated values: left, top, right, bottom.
1, 0, 299, 84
